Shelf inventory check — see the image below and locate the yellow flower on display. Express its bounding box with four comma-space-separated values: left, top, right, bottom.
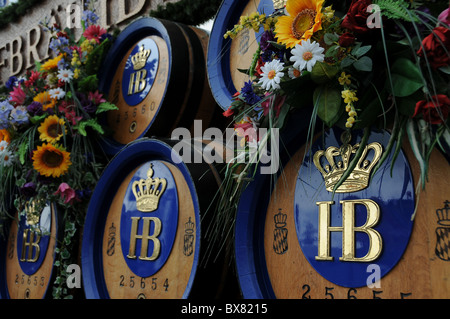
0, 129, 11, 143
274, 0, 325, 48
41, 54, 63, 71
74, 68, 81, 79
32, 143, 71, 178
33, 91, 57, 111
323, 5, 335, 20
341, 89, 358, 104
338, 72, 351, 86
38, 115, 67, 143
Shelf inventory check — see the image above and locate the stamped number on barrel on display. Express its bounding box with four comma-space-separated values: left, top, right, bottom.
14, 274, 46, 287
118, 275, 169, 292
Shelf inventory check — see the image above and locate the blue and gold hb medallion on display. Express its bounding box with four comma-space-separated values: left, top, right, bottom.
294, 129, 415, 287
120, 161, 178, 278
121, 38, 159, 107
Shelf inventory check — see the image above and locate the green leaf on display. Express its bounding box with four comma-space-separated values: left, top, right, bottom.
311, 62, 339, 84
30, 114, 47, 124
18, 141, 28, 165
388, 58, 423, 97
75, 119, 104, 136
324, 32, 339, 45
353, 56, 373, 72
96, 101, 118, 114
78, 74, 98, 93
313, 85, 343, 127
341, 56, 355, 68
352, 45, 372, 58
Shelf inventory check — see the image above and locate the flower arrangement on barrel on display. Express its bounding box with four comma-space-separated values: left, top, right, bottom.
0, 3, 118, 298
216, 0, 450, 246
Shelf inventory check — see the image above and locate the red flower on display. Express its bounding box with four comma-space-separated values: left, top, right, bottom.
341, 0, 373, 34
417, 26, 450, 69
338, 32, 356, 47
88, 90, 106, 104
54, 182, 79, 204
9, 85, 26, 105
413, 95, 450, 125
24, 71, 41, 88
223, 107, 234, 117
83, 25, 107, 44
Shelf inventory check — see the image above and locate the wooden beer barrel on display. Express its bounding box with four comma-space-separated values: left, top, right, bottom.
207, 0, 274, 110
0, 203, 60, 299
235, 126, 450, 299
98, 17, 221, 155
81, 138, 239, 299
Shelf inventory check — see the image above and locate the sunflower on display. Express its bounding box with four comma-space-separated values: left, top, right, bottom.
33, 91, 57, 111
40, 54, 64, 71
32, 143, 71, 178
0, 129, 11, 143
38, 115, 66, 143
274, 0, 324, 48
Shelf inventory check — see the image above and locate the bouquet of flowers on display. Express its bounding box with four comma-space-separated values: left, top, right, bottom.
214, 0, 450, 252
0, 2, 118, 298
221, 0, 449, 195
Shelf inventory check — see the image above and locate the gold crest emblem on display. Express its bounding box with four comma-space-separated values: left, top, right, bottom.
132, 164, 167, 212
313, 137, 382, 193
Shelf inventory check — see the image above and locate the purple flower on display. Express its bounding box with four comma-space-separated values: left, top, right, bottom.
76, 92, 96, 114
260, 31, 275, 51
20, 182, 37, 198
27, 101, 44, 116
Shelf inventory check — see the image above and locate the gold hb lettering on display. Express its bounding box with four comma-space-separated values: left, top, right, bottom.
20, 229, 41, 262
315, 199, 382, 262
128, 69, 147, 95
127, 216, 161, 261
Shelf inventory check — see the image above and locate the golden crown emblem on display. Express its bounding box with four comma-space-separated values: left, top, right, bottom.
273, 0, 287, 9
132, 164, 167, 212
131, 44, 151, 70
313, 138, 383, 193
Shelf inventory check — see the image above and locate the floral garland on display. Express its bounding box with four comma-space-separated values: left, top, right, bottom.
216, 0, 450, 253
0, 1, 117, 298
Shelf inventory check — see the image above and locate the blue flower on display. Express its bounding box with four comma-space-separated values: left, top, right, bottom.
241, 81, 261, 105
5, 76, 18, 90
82, 10, 99, 25
10, 108, 29, 126
49, 37, 69, 54
0, 100, 13, 114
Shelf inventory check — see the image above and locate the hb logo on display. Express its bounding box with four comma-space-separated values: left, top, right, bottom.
294, 129, 415, 287
20, 229, 41, 263
127, 164, 166, 261
127, 45, 150, 95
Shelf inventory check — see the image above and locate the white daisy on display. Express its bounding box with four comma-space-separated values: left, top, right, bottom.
0, 140, 8, 153
288, 66, 302, 79
57, 69, 74, 83
1, 150, 14, 166
49, 88, 66, 100
258, 59, 284, 91
290, 39, 325, 72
